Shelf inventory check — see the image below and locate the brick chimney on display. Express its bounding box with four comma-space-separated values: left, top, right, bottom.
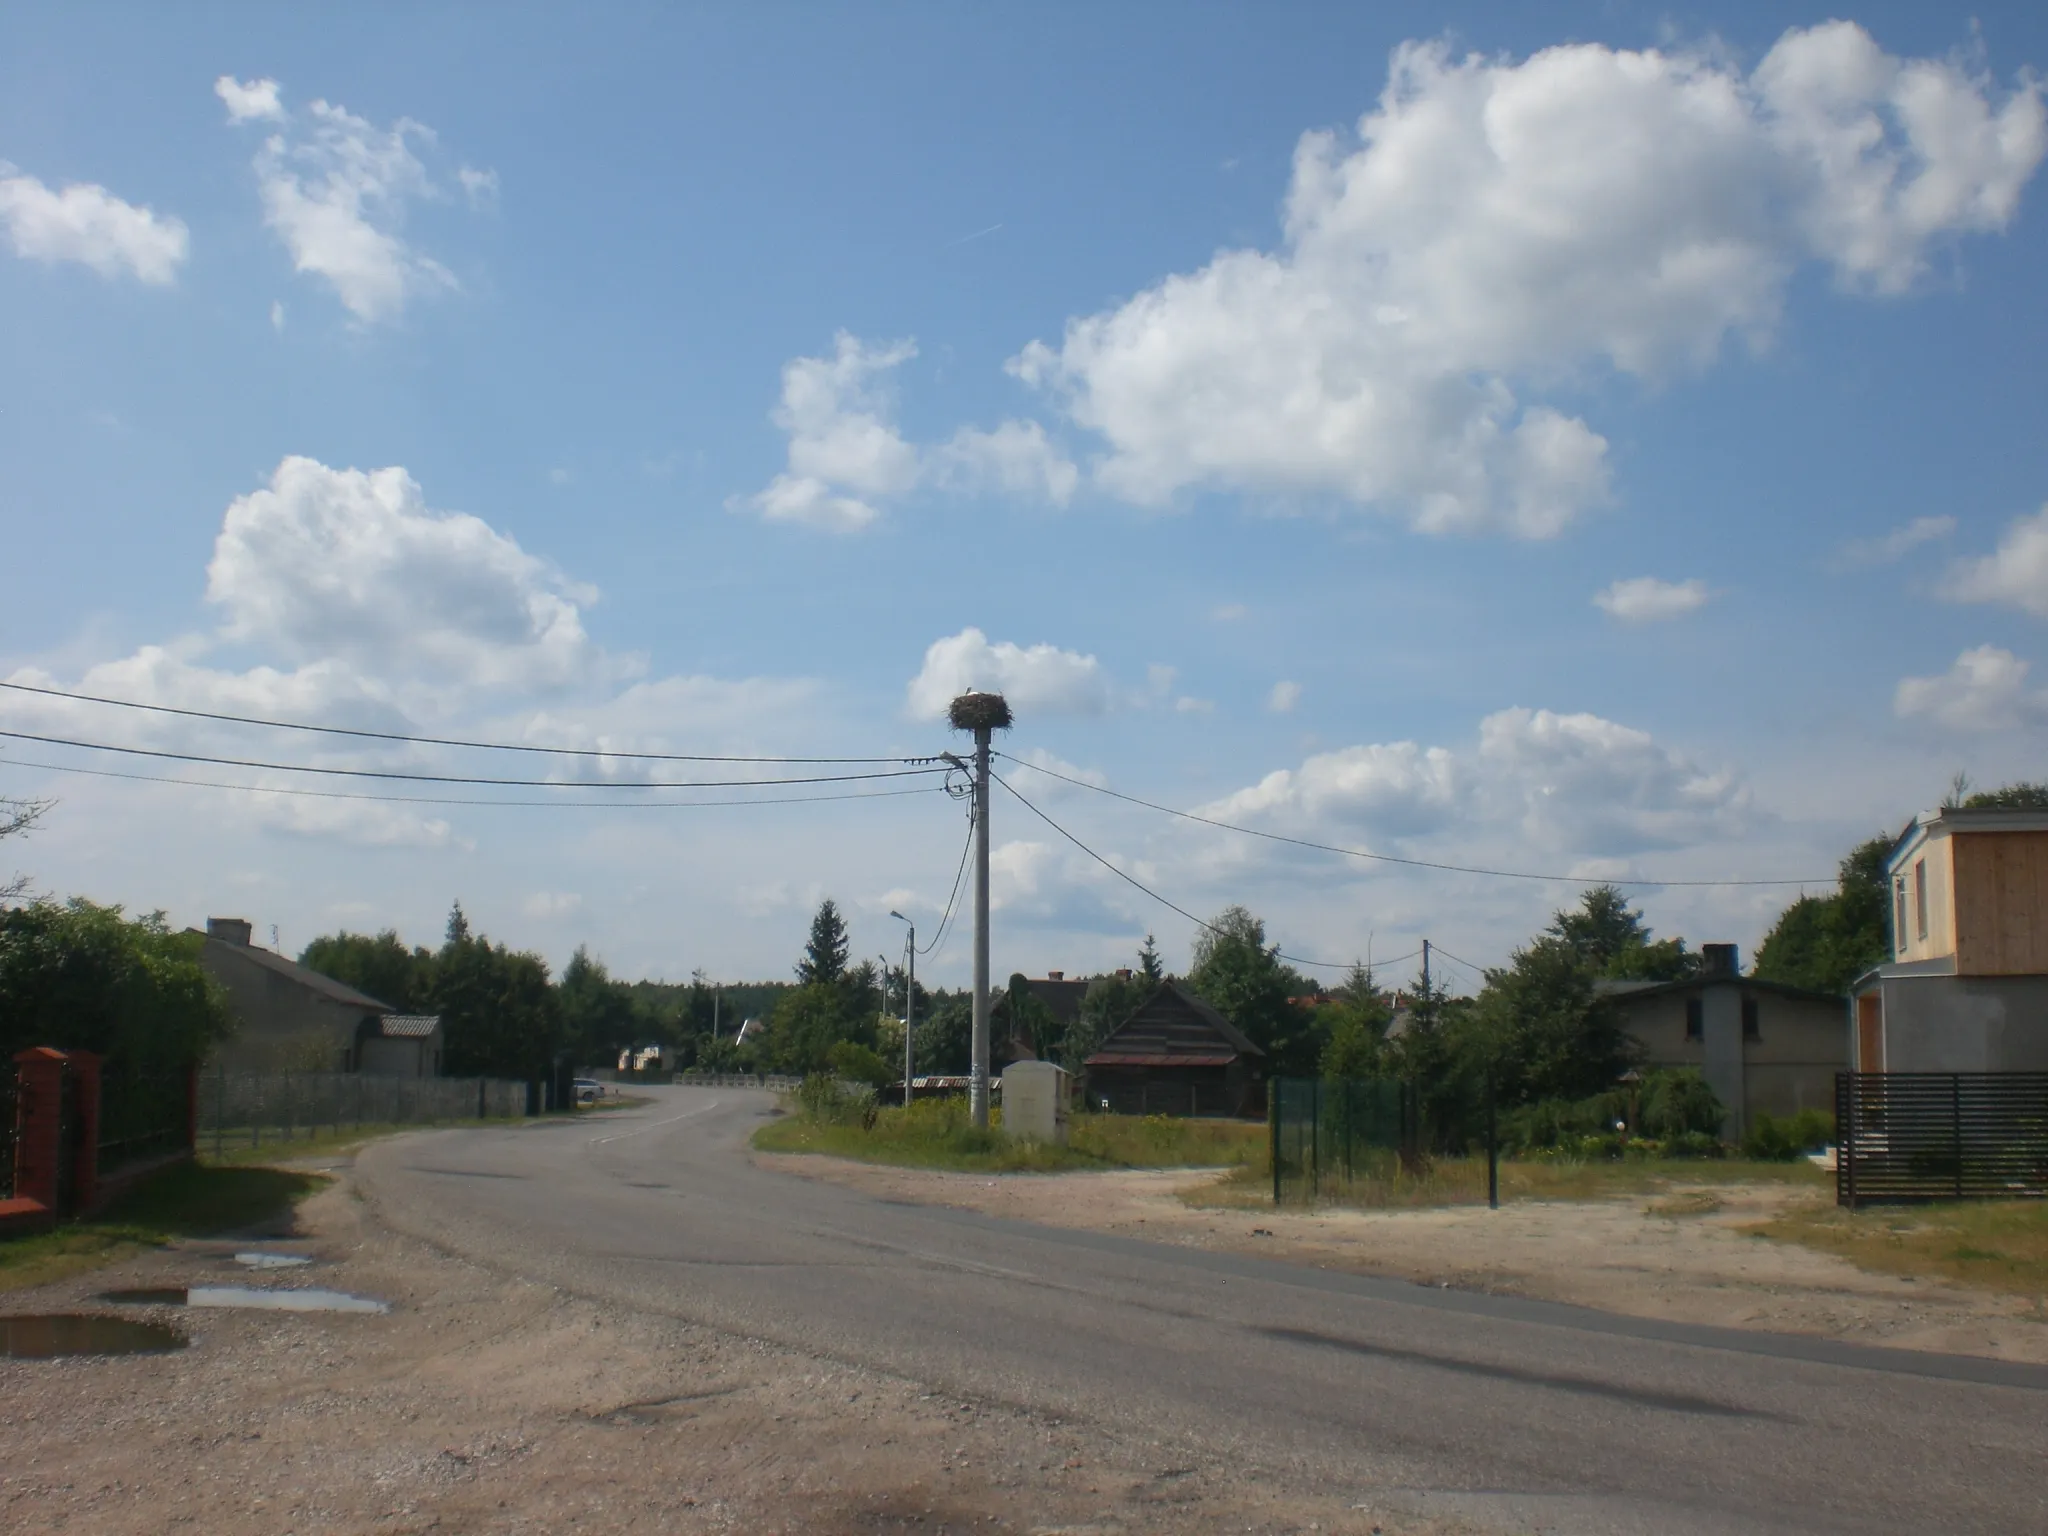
206, 917, 253, 946
1046, 970, 1064, 981
1701, 943, 1739, 977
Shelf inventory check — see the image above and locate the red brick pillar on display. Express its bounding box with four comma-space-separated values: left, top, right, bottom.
68, 1050, 101, 1212
12, 1048, 67, 1212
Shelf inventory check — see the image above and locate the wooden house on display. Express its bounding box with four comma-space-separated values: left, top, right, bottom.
1083, 980, 1264, 1118
1851, 808, 2048, 1072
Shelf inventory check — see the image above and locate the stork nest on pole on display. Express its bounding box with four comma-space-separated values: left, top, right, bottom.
947, 691, 1014, 733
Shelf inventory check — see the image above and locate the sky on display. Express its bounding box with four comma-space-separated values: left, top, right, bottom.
4, 2, 2047, 994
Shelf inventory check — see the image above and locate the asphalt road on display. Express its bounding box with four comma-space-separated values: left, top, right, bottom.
355, 1087, 2048, 1535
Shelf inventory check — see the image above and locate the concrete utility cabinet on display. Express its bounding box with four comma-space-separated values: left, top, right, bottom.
1000, 1061, 1069, 1143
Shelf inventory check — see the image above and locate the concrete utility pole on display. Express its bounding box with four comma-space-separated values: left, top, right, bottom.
891, 911, 914, 1108
947, 690, 1011, 1131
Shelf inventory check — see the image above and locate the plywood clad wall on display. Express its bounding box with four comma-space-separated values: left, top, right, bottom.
1953, 831, 2048, 974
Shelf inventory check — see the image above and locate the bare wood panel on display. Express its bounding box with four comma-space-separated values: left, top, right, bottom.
1953, 831, 2048, 974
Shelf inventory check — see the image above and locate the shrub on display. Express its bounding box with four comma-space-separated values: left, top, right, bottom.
1742, 1108, 1834, 1161
1638, 1069, 1724, 1139
795, 1073, 875, 1126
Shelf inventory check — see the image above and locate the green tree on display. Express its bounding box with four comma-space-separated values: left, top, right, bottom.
1963, 781, 2048, 809
433, 909, 562, 1080
1465, 935, 1636, 1106
1753, 834, 1892, 995
1136, 933, 1163, 984
826, 1039, 891, 1087
796, 899, 851, 986
558, 946, 647, 1067
764, 982, 859, 1074
1187, 906, 1315, 1074
1001, 972, 1061, 1057
0, 898, 233, 1066
299, 929, 435, 1013
1549, 886, 1696, 981
1318, 963, 1391, 1079
913, 996, 974, 1074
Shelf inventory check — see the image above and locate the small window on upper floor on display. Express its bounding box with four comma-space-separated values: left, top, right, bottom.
1685, 997, 1703, 1041
1915, 858, 1929, 942
1741, 996, 1760, 1042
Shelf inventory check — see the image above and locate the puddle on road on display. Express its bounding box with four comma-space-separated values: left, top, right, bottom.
2, 1314, 188, 1359
233, 1252, 313, 1270
100, 1286, 388, 1314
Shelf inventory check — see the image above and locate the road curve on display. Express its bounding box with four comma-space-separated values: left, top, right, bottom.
355, 1086, 2048, 1536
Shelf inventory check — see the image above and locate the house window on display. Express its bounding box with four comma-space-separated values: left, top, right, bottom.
1685, 998, 1703, 1041
1914, 858, 1928, 942
1741, 996, 1760, 1042
1894, 876, 1908, 956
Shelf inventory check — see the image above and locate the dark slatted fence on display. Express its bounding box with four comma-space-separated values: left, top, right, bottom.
0, 1069, 17, 1200
1836, 1071, 2048, 1207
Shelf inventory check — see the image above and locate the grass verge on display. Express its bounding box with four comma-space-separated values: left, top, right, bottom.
1747, 1199, 2048, 1299
754, 1100, 1267, 1173
0, 1161, 328, 1293
1188, 1151, 1830, 1211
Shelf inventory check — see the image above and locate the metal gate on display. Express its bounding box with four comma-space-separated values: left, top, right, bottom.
1270, 1078, 1412, 1203
1836, 1071, 2048, 1206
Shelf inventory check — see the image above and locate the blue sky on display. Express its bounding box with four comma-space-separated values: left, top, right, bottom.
4, 3, 2047, 991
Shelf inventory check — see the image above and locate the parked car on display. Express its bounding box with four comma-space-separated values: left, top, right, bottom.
573, 1078, 605, 1103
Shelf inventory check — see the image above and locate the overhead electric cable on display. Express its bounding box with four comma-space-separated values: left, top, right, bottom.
991, 766, 1360, 973
998, 752, 1826, 888
0, 680, 927, 766
918, 807, 977, 959
0, 754, 948, 811
0, 727, 947, 790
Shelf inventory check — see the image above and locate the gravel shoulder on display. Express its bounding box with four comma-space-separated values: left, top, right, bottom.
755, 1154, 2048, 1364
0, 1145, 1454, 1536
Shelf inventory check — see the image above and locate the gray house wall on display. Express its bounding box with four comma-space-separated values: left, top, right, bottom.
1613, 982, 1846, 1136
1869, 974, 2048, 1072
198, 938, 387, 1072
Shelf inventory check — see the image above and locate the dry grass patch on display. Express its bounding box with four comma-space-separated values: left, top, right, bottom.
1750, 1199, 2048, 1299
1189, 1152, 1829, 1211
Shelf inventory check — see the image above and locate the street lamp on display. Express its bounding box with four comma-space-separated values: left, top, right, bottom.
890, 910, 915, 1109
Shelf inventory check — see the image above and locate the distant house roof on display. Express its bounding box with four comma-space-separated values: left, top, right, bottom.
1085, 980, 1263, 1069
1021, 975, 1091, 1027
1599, 974, 1844, 1006
375, 1015, 442, 1038
193, 931, 393, 1012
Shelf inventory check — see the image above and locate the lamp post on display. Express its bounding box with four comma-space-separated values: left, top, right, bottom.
889, 911, 915, 1108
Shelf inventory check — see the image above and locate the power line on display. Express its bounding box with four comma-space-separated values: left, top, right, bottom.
991, 766, 1369, 973
996, 753, 1827, 888
0, 754, 948, 811
0, 679, 923, 766
917, 806, 977, 960
0, 727, 948, 791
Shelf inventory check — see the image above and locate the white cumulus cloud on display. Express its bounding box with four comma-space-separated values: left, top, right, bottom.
1941, 506, 2048, 619
1010, 22, 2043, 535
224, 79, 480, 323
206, 456, 600, 691
214, 75, 284, 123
1839, 514, 1955, 565
1593, 576, 1710, 622
905, 628, 1111, 720
1896, 645, 2048, 731
1268, 680, 1303, 714
0, 164, 188, 283
741, 333, 1076, 530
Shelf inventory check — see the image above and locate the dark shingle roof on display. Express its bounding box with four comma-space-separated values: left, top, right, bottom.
194, 932, 393, 1011
1085, 980, 1262, 1067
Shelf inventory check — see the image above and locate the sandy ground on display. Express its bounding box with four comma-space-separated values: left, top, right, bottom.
0, 1161, 1451, 1536
756, 1155, 2048, 1364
